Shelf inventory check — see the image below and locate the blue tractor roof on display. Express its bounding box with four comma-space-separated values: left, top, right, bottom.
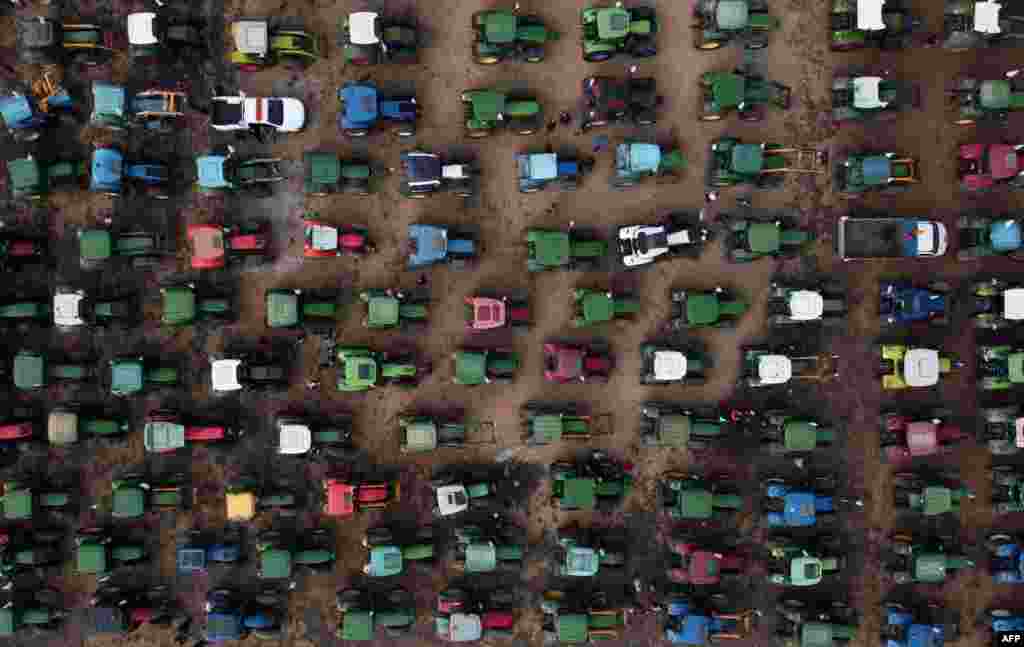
408, 224, 448, 266
91, 147, 123, 191
177, 546, 208, 573
991, 219, 1022, 252
197, 155, 230, 189
340, 83, 379, 129
92, 82, 126, 117
206, 611, 243, 641
783, 491, 817, 526
0, 94, 35, 128
907, 624, 942, 647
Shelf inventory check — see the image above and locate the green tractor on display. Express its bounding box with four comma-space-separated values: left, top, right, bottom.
227, 19, 320, 70
580, 2, 658, 61
694, 0, 779, 50
556, 525, 626, 577
359, 288, 429, 330
883, 533, 975, 584
451, 522, 526, 573
550, 450, 634, 511
337, 346, 431, 391
109, 472, 188, 519
951, 71, 1024, 125
521, 403, 611, 446
666, 287, 748, 330
708, 137, 826, 190
776, 599, 858, 647
527, 227, 608, 272
834, 151, 920, 196
571, 288, 640, 327
613, 140, 686, 188
639, 403, 728, 449
452, 348, 520, 386
265, 288, 340, 332
75, 527, 148, 575
661, 473, 744, 520
107, 356, 179, 396
0, 297, 50, 326
360, 525, 435, 577
541, 590, 627, 644
978, 344, 1024, 390
399, 414, 495, 454
462, 88, 542, 137
336, 588, 416, 641
723, 216, 814, 262
0, 530, 65, 578
473, 7, 560, 63
77, 229, 163, 271
12, 350, 95, 391
47, 407, 129, 447
758, 411, 838, 455
0, 590, 67, 637
699, 69, 791, 121
893, 472, 974, 517
160, 284, 234, 326
766, 536, 846, 586
304, 151, 376, 196
257, 529, 335, 580
1, 479, 73, 521
7, 155, 87, 200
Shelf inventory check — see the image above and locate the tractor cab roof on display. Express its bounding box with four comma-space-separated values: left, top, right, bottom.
409, 224, 449, 265
112, 485, 146, 518
748, 221, 781, 253
861, 155, 892, 185
597, 6, 631, 39
624, 142, 661, 173
448, 613, 483, 641
48, 410, 79, 445
145, 419, 185, 451
922, 486, 953, 515
525, 153, 559, 180
484, 11, 518, 43
0, 94, 33, 127
456, 350, 487, 384
1004, 288, 1024, 320
758, 354, 792, 384
232, 20, 269, 56
266, 290, 299, 328
988, 144, 1019, 180
404, 152, 441, 182
792, 556, 824, 585
687, 293, 721, 326
558, 613, 590, 642
278, 423, 312, 455
565, 545, 599, 576
261, 548, 292, 579
91, 147, 123, 186
469, 90, 506, 122
902, 348, 940, 387
197, 155, 230, 189
659, 415, 692, 446
974, 1, 1002, 33
14, 351, 44, 390
162, 286, 195, 325
914, 553, 947, 582
127, 12, 159, 45
980, 80, 1011, 109
77, 542, 107, 573
717, 0, 750, 29
905, 421, 938, 455
405, 420, 437, 450
582, 291, 614, 323
367, 294, 400, 326
465, 541, 496, 571
853, 76, 888, 109
802, 622, 835, 647
54, 290, 86, 327
654, 350, 688, 381
531, 230, 570, 266
562, 478, 596, 509
307, 222, 338, 251
990, 219, 1022, 251
341, 83, 379, 123
857, 0, 886, 30
368, 544, 402, 577
211, 359, 243, 392
712, 73, 745, 108
731, 143, 764, 175
436, 484, 469, 515
783, 491, 817, 525
784, 421, 818, 451
345, 355, 378, 386
307, 152, 341, 184
349, 12, 380, 45
789, 290, 824, 320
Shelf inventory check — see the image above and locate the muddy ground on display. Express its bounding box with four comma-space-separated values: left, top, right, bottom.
1, 0, 1024, 645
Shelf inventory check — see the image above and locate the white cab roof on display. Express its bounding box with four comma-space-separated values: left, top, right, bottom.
311, 224, 338, 251
1004, 288, 1024, 320
436, 484, 469, 516
233, 20, 269, 55
788, 290, 824, 321
127, 12, 159, 45
654, 350, 688, 381
211, 359, 243, 392
974, 1, 1002, 33
350, 12, 380, 45
853, 76, 888, 109
278, 423, 312, 454
758, 354, 793, 384
903, 348, 940, 387
857, 0, 886, 30
442, 164, 467, 180
53, 291, 85, 327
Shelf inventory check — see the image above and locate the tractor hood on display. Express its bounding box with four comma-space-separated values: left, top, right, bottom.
127, 12, 159, 45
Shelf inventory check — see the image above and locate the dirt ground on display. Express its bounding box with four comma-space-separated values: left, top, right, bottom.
1, 0, 1024, 645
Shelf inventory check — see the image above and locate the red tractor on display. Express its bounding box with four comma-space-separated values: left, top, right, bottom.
465, 294, 531, 332
958, 143, 1023, 192
322, 476, 399, 518
303, 217, 375, 258
187, 223, 271, 269
880, 410, 968, 465
667, 539, 747, 586
542, 341, 613, 384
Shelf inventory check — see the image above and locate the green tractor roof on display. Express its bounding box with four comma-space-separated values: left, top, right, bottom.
659, 415, 692, 447
530, 230, 570, 267
980, 80, 1011, 110
484, 11, 517, 42
112, 485, 146, 518
747, 222, 781, 254
80, 230, 113, 261
922, 486, 952, 516
13, 351, 44, 390
712, 72, 746, 109
465, 542, 497, 572
369, 545, 403, 577
801, 622, 834, 647
161, 287, 195, 325
110, 359, 144, 395
3, 488, 33, 520
687, 293, 721, 325
469, 90, 506, 122
562, 477, 596, 509
1009, 352, 1024, 383
717, 0, 750, 29
345, 356, 378, 387
342, 610, 373, 641
306, 152, 340, 184
8, 157, 41, 194
914, 553, 947, 582
262, 547, 292, 579
582, 291, 614, 323
266, 290, 299, 328
565, 545, 600, 576
791, 556, 823, 586
679, 489, 713, 518
596, 6, 631, 39
367, 295, 400, 326
455, 350, 487, 384
731, 144, 764, 175
404, 420, 437, 451
558, 613, 589, 643
784, 421, 818, 451
532, 414, 567, 443
77, 542, 106, 573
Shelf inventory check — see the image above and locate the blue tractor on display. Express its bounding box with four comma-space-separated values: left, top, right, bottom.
762, 476, 862, 528
205, 588, 284, 642
338, 81, 419, 137
176, 530, 243, 575
882, 602, 958, 647
879, 281, 951, 326
0, 75, 74, 142
986, 533, 1024, 584
407, 224, 478, 269
516, 151, 594, 193
90, 146, 171, 199
986, 609, 1024, 643
664, 596, 758, 645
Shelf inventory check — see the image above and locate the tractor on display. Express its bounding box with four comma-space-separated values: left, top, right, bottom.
473, 6, 560, 63
708, 137, 826, 190
580, 2, 658, 60
613, 140, 686, 188
527, 226, 607, 271
462, 88, 542, 136
699, 69, 791, 121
